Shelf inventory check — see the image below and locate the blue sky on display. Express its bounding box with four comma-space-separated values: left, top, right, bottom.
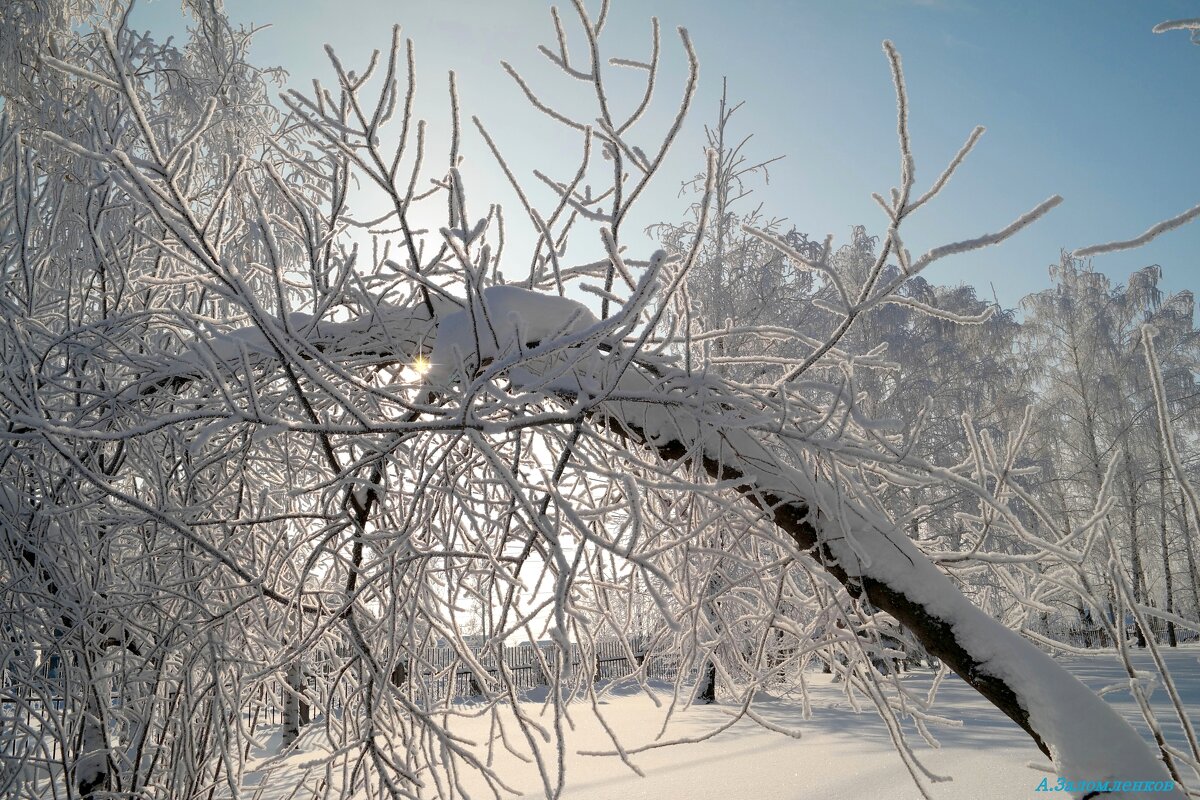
135, 0, 1200, 310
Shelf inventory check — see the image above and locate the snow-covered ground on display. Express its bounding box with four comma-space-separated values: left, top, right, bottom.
242, 647, 1200, 799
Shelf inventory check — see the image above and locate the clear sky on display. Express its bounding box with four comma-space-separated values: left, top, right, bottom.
133, 0, 1200, 311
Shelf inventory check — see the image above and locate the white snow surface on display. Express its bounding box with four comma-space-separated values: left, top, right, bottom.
238, 648, 1198, 800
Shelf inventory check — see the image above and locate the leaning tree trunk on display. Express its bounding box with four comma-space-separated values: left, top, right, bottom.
588, 363, 1180, 794
137, 301, 1181, 796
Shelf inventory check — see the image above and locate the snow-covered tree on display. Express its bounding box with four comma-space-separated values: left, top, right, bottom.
1018, 257, 1200, 649
0, 3, 1195, 800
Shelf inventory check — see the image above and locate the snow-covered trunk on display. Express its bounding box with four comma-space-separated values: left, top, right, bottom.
1126, 464, 1149, 648
115, 261, 1184, 795
77, 668, 112, 800
282, 661, 310, 747
1159, 452, 1178, 647
694, 564, 721, 705
589, 368, 1181, 797
694, 655, 718, 705
1078, 573, 1112, 648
